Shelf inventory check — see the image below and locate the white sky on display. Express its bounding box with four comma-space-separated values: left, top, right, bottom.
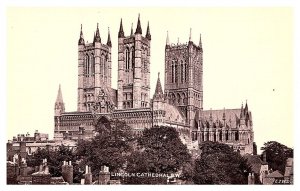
6, 7, 294, 154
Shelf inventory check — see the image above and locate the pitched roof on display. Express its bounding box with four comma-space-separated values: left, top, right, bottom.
202, 109, 241, 128
266, 170, 283, 178
50, 176, 67, 184
243, 154, 263, 174
164, 103, 185, 124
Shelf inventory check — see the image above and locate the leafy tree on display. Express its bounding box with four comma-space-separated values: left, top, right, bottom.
261, 141, 293, 174
125, 126, 191, 184
193, 141, 251, 184
26, 147, 50, 167
26, 145, 77, 177
76, 119, 135, 179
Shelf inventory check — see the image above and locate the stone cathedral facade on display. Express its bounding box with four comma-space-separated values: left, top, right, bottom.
54, 15, 254, 155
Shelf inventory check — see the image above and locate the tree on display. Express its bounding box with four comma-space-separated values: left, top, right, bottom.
261, 141, 293, 174
125, 126, 191, 184
76, 119, 135, 179
193, 141, 251, 184
26, 145, 77, 177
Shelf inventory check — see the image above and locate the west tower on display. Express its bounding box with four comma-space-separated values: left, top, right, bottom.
77, 24, 112, 112
117, 15, 151, 109
164, 30, 203, 128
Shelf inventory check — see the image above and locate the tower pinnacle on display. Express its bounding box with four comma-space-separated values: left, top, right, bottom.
199, 33, 202, 50
107, 27, 112, 47
146, 21, 151, 40
166, 31, 169, 45
153, 72, 164, 100
240, 102, 245, 118
118, 18, 125, 38
135, 14, 142, 35
56, 84, 64, 103
78, 24, 85, 45
189, 28, 192, 42
55, 84, 65, 116
94, 23, 101, 43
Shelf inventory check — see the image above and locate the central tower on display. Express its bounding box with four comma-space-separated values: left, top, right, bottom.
117, 15, 151, 109
164, 30, 203, 128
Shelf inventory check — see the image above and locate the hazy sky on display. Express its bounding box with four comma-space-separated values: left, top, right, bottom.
7, 7, 293, 152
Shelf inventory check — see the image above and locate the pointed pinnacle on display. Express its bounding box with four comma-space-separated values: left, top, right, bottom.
166, 31, 169, 45
199, 33, 202, 48
56, 84, 63, 103
78, 24, 85, 45
118, 18, 125, 38
135, 13, 142, 35
107, 27, 112, 47
146, 21, 151, 40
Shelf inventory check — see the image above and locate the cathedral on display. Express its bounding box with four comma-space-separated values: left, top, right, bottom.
54, 15, 254, 155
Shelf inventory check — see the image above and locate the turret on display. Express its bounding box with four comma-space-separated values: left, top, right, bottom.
240, 102, 246, 127
117, 18, 125, 109
153, 73, 164, 101
133, 14, 143, 108
78, 24, 85, 111
240, 102, 244, 118
55, 84, 65, 116
153, 73, 165, 126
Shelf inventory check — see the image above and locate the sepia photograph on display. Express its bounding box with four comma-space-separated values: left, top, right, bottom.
4, 3, 296, 189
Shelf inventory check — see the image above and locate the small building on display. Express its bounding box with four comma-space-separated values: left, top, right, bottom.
263, 170, 284, 185
7, 131, 77, 161
244, 154, 268, 184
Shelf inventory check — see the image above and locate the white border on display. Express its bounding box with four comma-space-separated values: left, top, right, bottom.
1, 0, 299, 191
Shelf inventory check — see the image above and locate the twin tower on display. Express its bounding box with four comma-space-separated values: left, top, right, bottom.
76, 15, 203, 126
77, 15, 151, 112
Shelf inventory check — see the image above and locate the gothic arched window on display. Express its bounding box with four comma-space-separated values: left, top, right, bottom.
185, 61, 188, 82
100, 54, 106, 76
235, 131, 239, 141
131, 47, 135, 70
91, 54, 95, 75
125, 48, 129, 71
177, 93, 181, 105
85, 54, 90, 76
171, 61, 174, 83
175, 61, 178, 83
181, 60, 184, 83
